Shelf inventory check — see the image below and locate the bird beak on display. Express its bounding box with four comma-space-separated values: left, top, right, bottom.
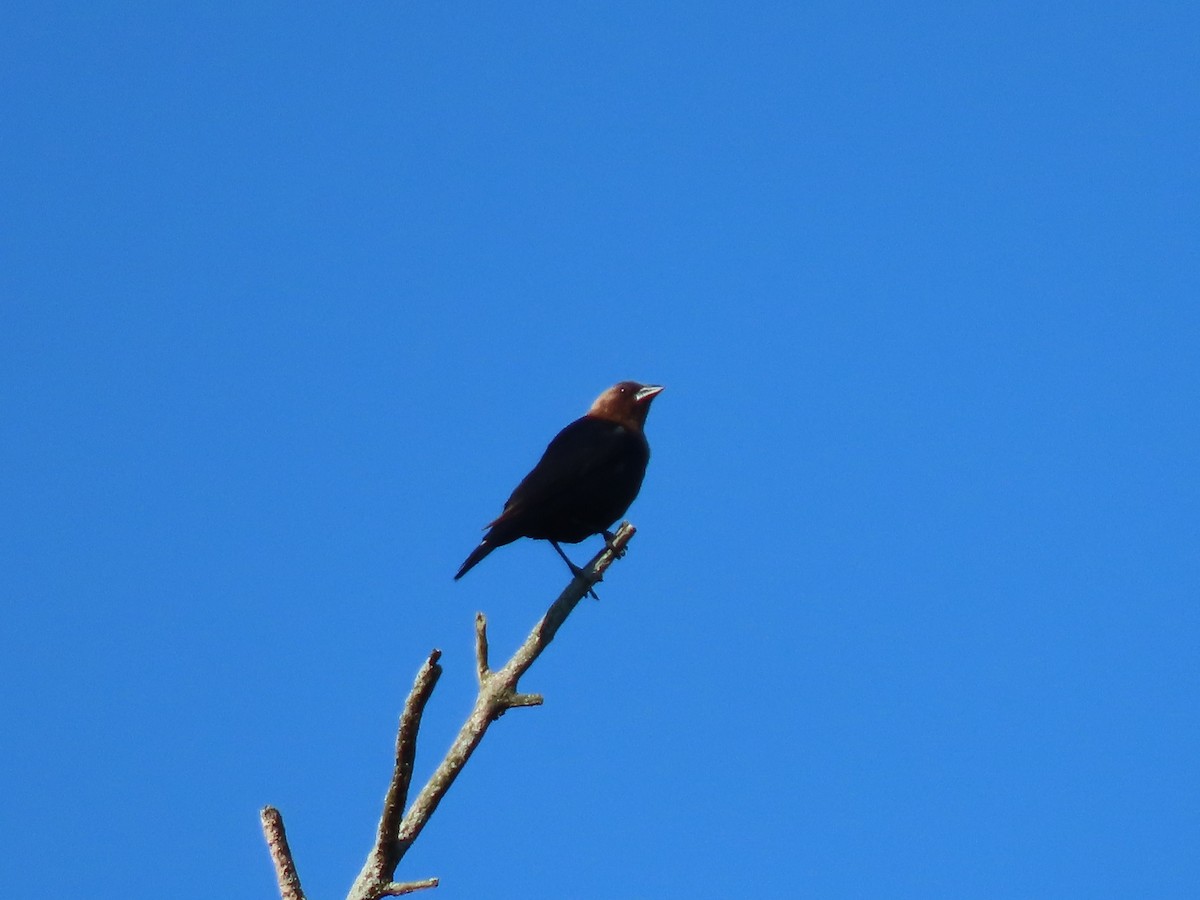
635, 384, 664, 403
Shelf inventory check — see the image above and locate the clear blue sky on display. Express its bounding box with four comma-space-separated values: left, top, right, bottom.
3, 3, 1197, 898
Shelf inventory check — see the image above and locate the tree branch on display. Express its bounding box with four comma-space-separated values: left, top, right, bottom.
262, 522, 637, 900
349, 650, 444, 898
374, 878, 441, 896
261, 805, 306, 900
384, 523, 636, 873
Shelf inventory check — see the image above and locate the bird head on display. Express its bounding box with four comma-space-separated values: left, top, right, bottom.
587, 381, 664, 429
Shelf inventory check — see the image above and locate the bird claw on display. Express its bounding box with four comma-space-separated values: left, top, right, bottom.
603, 530, 627, 559
552, 541, 601, 600
566, 562, 601, 601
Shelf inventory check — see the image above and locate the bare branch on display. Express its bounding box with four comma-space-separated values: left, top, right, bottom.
379, 653, 444, 846
506, 692, 544, 708
375, 878, 440, 896
262, 522, 638, 900
474, 613, 490, 683
387, 523, 637, 867
260, 805, 306, 900
349, 650, 443, 899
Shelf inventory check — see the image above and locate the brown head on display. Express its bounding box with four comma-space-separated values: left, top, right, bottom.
586, 381, 664, 430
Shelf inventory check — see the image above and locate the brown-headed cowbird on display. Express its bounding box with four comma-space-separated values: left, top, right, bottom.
455, 381, 664, 581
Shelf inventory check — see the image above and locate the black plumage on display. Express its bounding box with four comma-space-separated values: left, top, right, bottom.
454, 381, 663, 580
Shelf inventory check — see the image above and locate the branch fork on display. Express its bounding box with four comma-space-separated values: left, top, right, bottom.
261, 523, 638, 899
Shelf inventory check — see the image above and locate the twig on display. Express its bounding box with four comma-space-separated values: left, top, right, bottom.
261, 806, 306, 900
373, 877, 440, 896
348, 650, 444, 899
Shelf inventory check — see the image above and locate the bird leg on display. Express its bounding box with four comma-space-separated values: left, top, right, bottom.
550, 541, 600, 600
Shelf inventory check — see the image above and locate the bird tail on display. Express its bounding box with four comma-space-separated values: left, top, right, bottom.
454, 539, 495, 580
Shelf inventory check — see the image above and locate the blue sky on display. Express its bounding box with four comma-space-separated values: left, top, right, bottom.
2, 3, 1197, 898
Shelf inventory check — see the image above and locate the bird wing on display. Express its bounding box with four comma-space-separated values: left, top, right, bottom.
487, 417, 639, 528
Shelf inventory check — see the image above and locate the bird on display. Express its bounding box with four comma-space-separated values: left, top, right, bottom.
454, 380, 664, 583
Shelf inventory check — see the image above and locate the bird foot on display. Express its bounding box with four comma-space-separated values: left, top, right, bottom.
566, 561, 601, 601
602, 530, 627, 559
552, 541, 601, 600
